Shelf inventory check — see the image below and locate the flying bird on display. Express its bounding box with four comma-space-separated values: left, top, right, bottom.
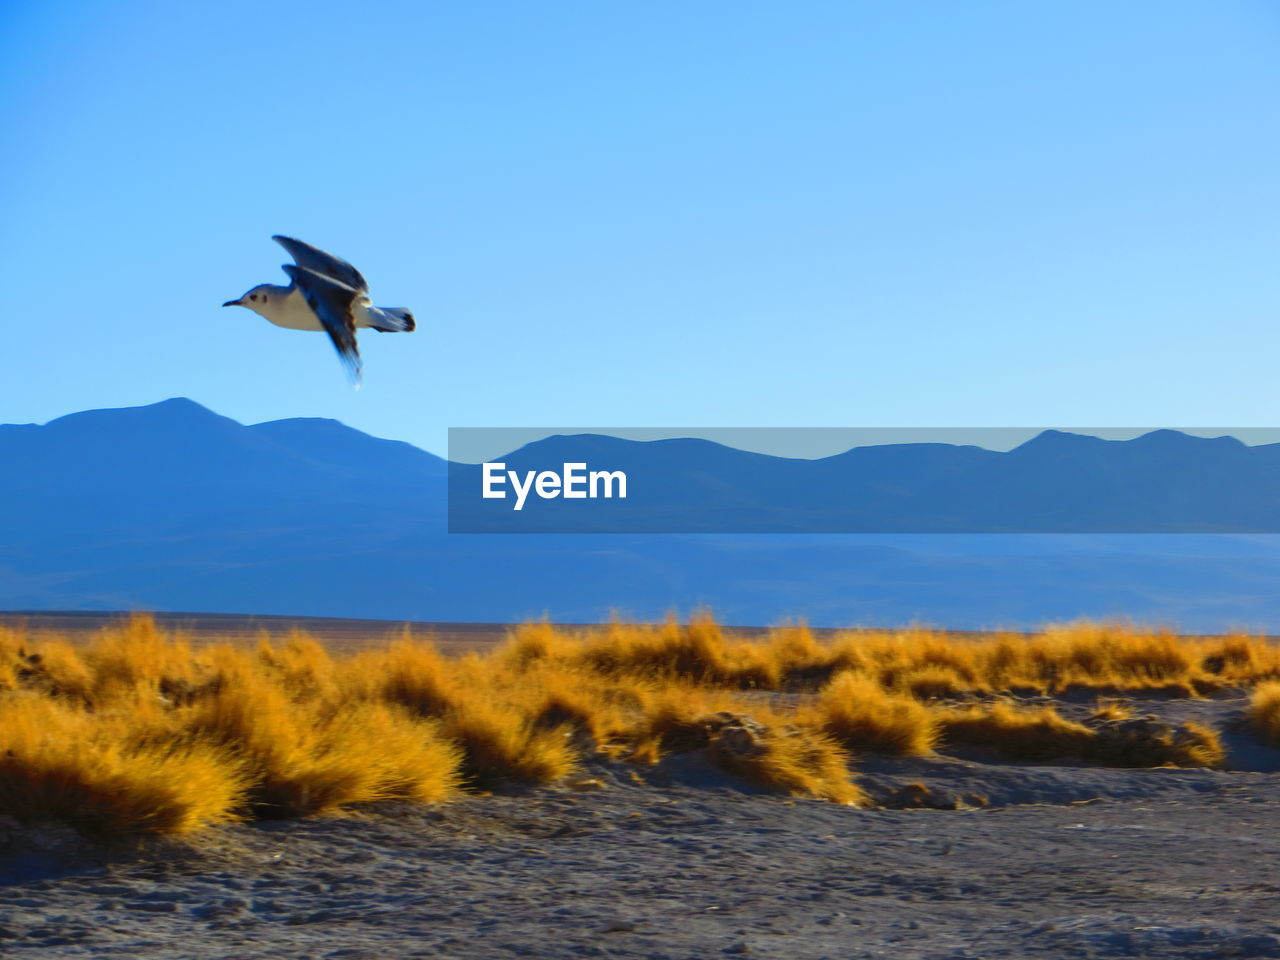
223, 236, 415, 381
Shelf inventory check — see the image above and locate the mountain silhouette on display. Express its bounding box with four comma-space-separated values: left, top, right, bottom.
0, 398, 445, 541
5, 399, 1280, 631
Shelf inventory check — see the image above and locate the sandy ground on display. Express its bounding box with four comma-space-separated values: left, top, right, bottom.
2, 694, 1279, 960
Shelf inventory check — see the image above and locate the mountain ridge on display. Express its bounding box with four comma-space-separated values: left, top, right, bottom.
6, 398, 1280, 631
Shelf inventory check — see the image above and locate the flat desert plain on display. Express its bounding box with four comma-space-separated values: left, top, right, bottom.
0, 615, 1277, 959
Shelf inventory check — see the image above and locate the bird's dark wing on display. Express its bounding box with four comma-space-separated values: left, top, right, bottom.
282, 264, 363, 381
274, 235, 369, 292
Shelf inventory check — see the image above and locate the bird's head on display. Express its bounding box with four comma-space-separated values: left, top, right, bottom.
222, 284, 276, 316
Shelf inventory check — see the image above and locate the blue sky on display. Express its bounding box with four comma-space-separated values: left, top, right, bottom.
2, 0, 1277, 457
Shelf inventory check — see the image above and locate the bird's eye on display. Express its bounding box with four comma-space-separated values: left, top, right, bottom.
249, 294, 258, 301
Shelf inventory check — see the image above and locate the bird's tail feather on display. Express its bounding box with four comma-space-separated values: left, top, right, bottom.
366, 307, 416, 333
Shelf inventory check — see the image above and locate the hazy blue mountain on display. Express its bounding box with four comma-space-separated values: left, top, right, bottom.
1, 399, 443, 527
5, 398, 1280, 632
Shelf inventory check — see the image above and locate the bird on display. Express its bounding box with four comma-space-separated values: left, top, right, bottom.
223, 235, 415, 381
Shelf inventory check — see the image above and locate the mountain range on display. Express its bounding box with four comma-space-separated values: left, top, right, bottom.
4, 398, 1280, 632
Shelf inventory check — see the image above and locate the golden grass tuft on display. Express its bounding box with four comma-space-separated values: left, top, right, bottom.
438, 700, 578, 788
524, 669, 627, 752
0, 613, 1265, 835
806, 672, 938, 756
939, 702, 1096, 762
256, 632, 339, 701
578, 615, 732, 682
372, 640, 458, 717
0, 696, 246, 835
17, 639, 98, 704
895, 666, 973, 700
488, 617, 1280, 696
182, 671, 460, 817
1090, 718, 1225, 769
938, 701, 1225, 768
705, 714, 864, 806
83, 615, 202, 704
499, 620, 578, 667
1247, 681, 1280, 748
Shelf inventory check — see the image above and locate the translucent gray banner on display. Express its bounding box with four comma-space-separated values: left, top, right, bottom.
447, 427, 1280, 533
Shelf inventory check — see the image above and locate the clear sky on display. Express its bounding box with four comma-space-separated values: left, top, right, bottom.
3, 0, 1277, 457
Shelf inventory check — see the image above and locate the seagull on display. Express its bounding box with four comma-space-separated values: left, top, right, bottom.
222, 235, 415, 381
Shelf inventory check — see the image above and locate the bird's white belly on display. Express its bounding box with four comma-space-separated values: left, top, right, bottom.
265, 288, 325, 331
260, 287, 380, 331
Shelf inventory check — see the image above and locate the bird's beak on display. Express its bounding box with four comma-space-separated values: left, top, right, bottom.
222, 299, 242, 307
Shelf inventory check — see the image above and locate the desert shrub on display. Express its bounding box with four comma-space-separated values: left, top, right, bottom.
939, 701, 1224, 768
326, 703, 461, 804
372, 641, 457, 717
808, 672, 937, 755
1110, 633, 1195, 686
82, 615, 202, 705
439, 694, 578, 788
180, 675, 459, 816
498, 620, 577, 667
1199, 635, 1280, 684
0, 696, 246, 835
1020, 624, 1199, 694
487, 617, 1280, 699
523, 668, 630, 754
596, 681, 864, 803
0, 629, 25, 692
938, 702, 1097, 761
617, 683, 723, 760
1087, 717, 1224, 769
896, 666, 972, 700
13, 639, 96, 704
572, 613, 779, 686
256, 633, 338, 701
3, 614, 1267, 835
705, 712, 864, 805
528, 680, 600, 733
1247, 682, 1280, 748
761, 624, 826, 665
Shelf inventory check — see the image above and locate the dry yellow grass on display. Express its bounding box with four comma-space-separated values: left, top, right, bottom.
1095, 718, 1225, 769
0, 613, 1265, 836
939, 702, 1098, 761
0, 696, 247, 835
705, 713, 864, 806
600, 682, 864, 804
805, 672, 938, 756
938, 701, 1225, 768
181, 678, 459, 816
372, 640, 459, 717
437, 694, 579, 788
501, 618, 1280, 696
1247, 682, 1280, 747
